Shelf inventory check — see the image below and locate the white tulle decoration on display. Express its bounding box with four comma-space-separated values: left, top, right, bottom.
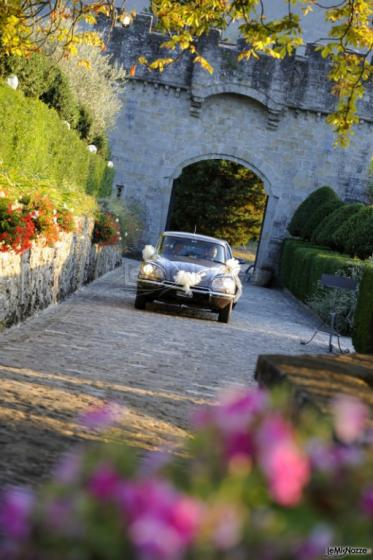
174, 270, 205, 295
225, 258, 241, 276
142, 245, 156, 261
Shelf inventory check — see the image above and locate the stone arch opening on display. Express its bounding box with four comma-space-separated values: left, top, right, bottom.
165, 155, 273, 273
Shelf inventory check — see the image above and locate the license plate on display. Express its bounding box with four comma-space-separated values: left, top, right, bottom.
176, 290, 193, 298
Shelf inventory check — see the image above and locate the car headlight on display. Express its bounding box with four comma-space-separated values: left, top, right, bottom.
212, 275, 236, 294
139, 262, 164, 281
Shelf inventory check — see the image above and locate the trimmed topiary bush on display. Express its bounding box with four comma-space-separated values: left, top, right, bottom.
288, 187, 340, 238
343, 206, 373, 260
353, 264, 373, 353
302, 198, 343, 241
312, 203, 364, 248
331, 206, 372, 256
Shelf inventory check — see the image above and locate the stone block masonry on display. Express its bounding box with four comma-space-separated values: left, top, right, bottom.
0, 217, 122, 328
105, 13, 373, 281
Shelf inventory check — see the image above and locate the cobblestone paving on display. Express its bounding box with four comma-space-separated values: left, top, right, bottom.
0, 259, 352, 487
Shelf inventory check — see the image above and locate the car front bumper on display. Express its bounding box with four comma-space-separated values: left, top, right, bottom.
137, 279, 234, 311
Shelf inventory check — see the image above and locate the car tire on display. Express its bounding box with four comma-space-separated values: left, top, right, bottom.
218, 302, 232, 323
134, 291, 147, 310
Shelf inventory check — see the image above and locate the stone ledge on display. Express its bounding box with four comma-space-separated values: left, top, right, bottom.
255, 353, 373, 424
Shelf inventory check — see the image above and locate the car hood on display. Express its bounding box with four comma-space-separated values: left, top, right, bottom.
154, 256, 227, 286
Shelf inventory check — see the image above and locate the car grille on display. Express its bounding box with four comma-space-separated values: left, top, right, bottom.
163, 281, 210, 292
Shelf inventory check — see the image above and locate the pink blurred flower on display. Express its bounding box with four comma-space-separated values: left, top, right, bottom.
0, 486, 34, 540
331, 395, 368, 444
211, 505, 243, 550
307, 439, 363, 473
223, 430, 254, 461
361, 486, 373, 517
215, 388, 268, 434
78, 402, 124, 432
88, 464, 121, 501
44, 498, 82, 537
117, 479, 202, 559
256, 415, 294, 449
54, 450, 82, 484
259, 440, 310, 506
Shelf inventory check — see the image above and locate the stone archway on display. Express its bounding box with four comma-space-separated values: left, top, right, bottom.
162, 153, 279, 281
107, 14, 373, 280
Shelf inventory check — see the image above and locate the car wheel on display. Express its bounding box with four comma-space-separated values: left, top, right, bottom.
218, 302, 232, 323
134, 291, 147, 310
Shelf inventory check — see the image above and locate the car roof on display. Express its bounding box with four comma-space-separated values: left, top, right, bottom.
162, 231, 228, 246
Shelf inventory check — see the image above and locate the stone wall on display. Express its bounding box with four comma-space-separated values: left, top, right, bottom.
105, 14, 373, 282
0, 218, 122, 328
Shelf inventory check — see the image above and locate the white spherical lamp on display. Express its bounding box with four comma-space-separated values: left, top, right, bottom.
6, 74, 19, 90
87, 144, 97, 153
107, 161, 114, 168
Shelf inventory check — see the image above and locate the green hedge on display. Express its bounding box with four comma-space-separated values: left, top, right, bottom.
280, 239, 372, 353
353, 265, 373, 353
0, 84, 113, 198
288, 187, 340, 238
312, 203, 364, 248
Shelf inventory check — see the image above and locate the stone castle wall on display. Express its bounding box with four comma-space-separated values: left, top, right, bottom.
0, 218, 122, 328
106, 14, 373, 280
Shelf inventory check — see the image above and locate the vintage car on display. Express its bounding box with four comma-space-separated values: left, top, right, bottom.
134, 231, 242, 323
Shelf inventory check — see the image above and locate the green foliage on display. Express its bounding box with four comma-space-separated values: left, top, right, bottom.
288, 187, 340, 238
0, 52, 79, 127
93, 211, 120, 245
280, 239, 371, 350
332, 206, 373, 258
353, 264, 373, 353
307, 267, 362, 335
76, 105, 94, 140
343, 206, 373, 260
0, 84, 112, 200
302, 198, 343, 241
168, 160, 267, 246
39, 69, 79, 127
312, 203, 364, 248
103, 198, 143, 254
280, 239, 361, 303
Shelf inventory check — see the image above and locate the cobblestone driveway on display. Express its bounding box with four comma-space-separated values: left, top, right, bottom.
0, 259, 352, 487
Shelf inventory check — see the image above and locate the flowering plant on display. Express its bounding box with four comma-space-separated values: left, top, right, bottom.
92, 211, 121, 246
0, 389, 372, 559
0, 190, 75, 255
0, 196, 35, 254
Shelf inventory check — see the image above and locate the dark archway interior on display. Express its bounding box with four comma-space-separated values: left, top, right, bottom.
166, 159, 268, 260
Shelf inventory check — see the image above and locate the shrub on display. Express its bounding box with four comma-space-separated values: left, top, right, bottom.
307, 267, 362, 335
0, 52, 79, 128
0, 197, 35, 254
353, 265, 373, 353
312, 203, 364, 248
0, 390, 372, 559
39, 70, 79, 128
0, 84, 112, 199
288, 187, 340, 238
302, 198, 343, 241
103, 198, 143, 253
331, 206, 372, 257
92, 211, 120, 245
344, 206, 373, 260
280, 239, 361, 303
280, 239, 370, 345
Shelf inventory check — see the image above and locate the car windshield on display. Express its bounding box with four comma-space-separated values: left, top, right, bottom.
159, 235, 226, 264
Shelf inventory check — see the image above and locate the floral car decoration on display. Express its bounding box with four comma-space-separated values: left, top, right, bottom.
136, 232, 242, 323
0, 388, 372, 559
